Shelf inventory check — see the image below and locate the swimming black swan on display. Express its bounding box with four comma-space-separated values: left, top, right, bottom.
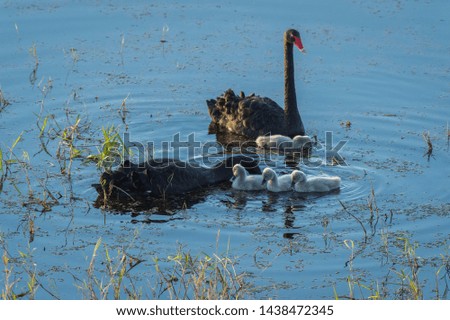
94, 155, 261, 200
207, 29, 306, 139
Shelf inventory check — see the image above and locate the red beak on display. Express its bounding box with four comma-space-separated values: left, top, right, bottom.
293, 35, 305, 53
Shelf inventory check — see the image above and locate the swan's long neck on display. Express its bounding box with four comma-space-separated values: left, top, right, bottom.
284, 40, 305, 136
270, 175, 278, 186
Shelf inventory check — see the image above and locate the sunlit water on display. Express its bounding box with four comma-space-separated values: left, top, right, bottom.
0, 0, 449, 299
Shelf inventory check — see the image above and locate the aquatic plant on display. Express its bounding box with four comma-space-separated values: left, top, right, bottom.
446, 122, 449, 150
67, 47, 79, 66
0, 130, 58, 213
118, 94, 130, 130
339, 239, 370, 300
161, 24, 169, 44
86, 94, 132, 172
0, 148, 4, 194
73, 238, 143, 300
1, 249, 17, 299
72, 232, 249, 300
119, 34, 125, 66
345, 235, 426, 300
0, 132, 23, 195
335, 229, 449, 300
0, 89, 11, 111
1, 240, 42, 300
28, 43, 39, 86
56, 115, 83, 177
338, 200, 368, 243
87, 124, 128, 172
334, 187, 449, 300
153, 234, 249, 300
434, 253, 449, 299
422, 131, 433, 160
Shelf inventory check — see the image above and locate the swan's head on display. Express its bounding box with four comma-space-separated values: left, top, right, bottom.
285, 29, 305, 53
291, 170, 307, 184
232, 164, 247, 178
261, 168, 276, 184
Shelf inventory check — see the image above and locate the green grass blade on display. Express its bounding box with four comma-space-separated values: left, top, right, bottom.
11, 131, 24, 151
39, 115, 48, 138
0, 148, 3, 173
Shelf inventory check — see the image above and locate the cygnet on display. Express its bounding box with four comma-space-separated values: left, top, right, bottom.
256, 134, 293, 149
261, 167, 293, 192
291, 170, 341, 193
231, 164, 266, 191
256, 134, 311, 150
292, 135, 312, 148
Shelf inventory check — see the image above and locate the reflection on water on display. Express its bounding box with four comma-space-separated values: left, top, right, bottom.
93, 181, 220, 215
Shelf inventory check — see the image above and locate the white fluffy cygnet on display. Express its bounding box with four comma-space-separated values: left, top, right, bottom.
256, 134, 293, 149
291, 170, 341, 193
261, 167, 293, 192
292, 135, 312, 148
256, 134, 311, 150
231, 164, 266, 191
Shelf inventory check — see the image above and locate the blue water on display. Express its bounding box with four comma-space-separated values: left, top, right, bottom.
0, 0, 449, 299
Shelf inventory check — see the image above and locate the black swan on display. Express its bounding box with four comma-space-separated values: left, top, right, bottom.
207, 28, 306, 139
94, 155, 261, 200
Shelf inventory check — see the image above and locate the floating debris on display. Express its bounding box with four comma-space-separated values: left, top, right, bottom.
340, 120, 352, 129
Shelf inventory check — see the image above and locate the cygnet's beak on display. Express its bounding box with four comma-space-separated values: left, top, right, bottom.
230, 176, 236, 182
261, 178, 266, 185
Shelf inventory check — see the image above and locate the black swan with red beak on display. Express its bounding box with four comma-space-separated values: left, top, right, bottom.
207, 29, 306, 139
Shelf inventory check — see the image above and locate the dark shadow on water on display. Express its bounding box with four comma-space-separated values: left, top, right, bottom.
93, 182, 230, 223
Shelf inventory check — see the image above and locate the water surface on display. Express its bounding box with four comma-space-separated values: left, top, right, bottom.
0, 0, 449, 299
